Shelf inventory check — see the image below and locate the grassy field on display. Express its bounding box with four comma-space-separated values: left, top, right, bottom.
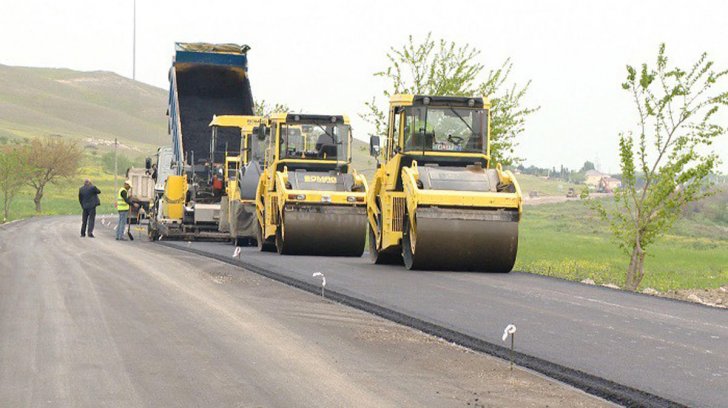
516, 173, 576, 196
515, 199, 728, 291
3, 153, 141, 221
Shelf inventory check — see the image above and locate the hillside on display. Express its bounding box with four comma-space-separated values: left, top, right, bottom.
0, 64, 167, 147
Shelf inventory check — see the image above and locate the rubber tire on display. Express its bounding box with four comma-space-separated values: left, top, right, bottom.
256, 220, 276, 252
402, 214, 419, 270
148, 225, 159, 242
275, 212, 289, 255
369, 222, 403, 265
234, 237, 257, 247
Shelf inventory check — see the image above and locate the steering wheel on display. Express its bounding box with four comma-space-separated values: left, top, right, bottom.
447, 135, 464, 145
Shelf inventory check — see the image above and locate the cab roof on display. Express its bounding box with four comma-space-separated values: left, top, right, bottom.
268, 113, 350, 125
390, 94, 490, 108
209, 115, 263, 131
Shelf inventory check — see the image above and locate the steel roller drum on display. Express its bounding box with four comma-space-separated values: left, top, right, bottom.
404, 207, 519, 272
277, 205, 366, 256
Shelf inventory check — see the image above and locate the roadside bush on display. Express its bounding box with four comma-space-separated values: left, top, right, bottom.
101, 151, 142, 175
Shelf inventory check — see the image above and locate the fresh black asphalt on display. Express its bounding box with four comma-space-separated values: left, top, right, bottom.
168, 241, 728, 408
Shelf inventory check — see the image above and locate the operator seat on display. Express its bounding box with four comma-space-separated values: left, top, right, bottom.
315, 134, 338, 159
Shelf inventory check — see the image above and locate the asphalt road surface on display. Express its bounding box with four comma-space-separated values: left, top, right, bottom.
0, 216, 608, 407
165, 237, 728, 407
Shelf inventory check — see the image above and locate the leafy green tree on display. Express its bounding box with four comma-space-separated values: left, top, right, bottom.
0, 146, 30, 221
24, 137, 83, 213
254, 100, 290, 116
580, 161, 596, 172
362, 33, 538, 165
586, 44, 727, 290
101, 151, 139, 175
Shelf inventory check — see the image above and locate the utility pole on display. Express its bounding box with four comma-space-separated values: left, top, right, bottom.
114, 137, 118, 196
132, 0, 136, 80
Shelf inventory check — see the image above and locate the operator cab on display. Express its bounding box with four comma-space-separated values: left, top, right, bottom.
262, 114, 352, 173
372, 95, 490, 188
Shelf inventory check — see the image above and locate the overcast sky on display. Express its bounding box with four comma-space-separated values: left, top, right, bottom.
2, 0, 727, 172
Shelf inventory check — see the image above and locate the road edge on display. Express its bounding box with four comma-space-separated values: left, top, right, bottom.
158, 242, 687, 408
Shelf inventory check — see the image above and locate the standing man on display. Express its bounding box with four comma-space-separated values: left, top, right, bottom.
116, 180, 138, 241
78, 179, 101, 238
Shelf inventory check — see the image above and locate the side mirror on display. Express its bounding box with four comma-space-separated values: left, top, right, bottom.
145, 157, 152, 170
256, 126, 266, 141
369, 135, 381, 157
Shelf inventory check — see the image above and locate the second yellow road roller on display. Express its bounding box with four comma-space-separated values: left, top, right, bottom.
367, 95, 523, 271
208, 115, 265, 245
255, 113, 368, 256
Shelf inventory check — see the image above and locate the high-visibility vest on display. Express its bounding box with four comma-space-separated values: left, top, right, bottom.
117, 187, 130, 211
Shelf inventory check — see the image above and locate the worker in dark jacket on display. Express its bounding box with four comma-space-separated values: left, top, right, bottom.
116, 180, 138, 241
78, 179, 101, 238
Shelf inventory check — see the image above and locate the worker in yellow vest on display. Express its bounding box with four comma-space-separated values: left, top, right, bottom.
116, 180, 139, 241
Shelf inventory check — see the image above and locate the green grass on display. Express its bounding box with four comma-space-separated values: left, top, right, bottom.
515, 200, 728, 291
3, 154, 139, 221
516, 173, 578, 196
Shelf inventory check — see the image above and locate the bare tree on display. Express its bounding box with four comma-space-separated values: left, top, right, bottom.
586, 44, 727, 290
254, 100, 290, 116
24, 137, 83, 213
0, 146, 29, 221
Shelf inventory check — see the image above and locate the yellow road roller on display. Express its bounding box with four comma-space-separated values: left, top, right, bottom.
209, 115, 265, 245
255, 113, 368, 256
367, 95, 523, 271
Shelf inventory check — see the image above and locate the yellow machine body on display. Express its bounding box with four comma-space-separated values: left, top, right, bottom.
255, 113, 368, 256
163, 175, 187, 220
209, 115, 264, 245
367, 94, 523, 271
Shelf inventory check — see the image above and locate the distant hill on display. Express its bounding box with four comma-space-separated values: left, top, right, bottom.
0, 64, 167, 147
0, 64, 380, 169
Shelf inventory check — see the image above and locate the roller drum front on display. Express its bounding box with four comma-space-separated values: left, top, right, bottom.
278, 205, 366, 256
403, 207, 519, 272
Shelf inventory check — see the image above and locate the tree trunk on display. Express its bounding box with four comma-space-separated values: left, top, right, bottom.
625, 243, 646, 291
34, 187, 43, 213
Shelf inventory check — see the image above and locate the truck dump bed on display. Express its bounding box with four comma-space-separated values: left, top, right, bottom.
169, 43, 254, 168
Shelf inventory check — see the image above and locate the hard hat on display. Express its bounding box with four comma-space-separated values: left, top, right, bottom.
124, 179, 132, 185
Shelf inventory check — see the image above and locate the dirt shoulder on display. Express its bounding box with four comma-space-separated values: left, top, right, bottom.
654, 287, 727, 308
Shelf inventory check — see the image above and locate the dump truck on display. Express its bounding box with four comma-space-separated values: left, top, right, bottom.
209, 115, 265, 246
125, 165, 154, 224
367, 95, 523, 272
255, 113, 368, 256
149, 42, 255, 240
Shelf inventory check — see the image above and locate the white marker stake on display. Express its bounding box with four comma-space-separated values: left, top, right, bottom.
502, 324, 517, 371
233, 247, 241, 259
312, 272, 326, 298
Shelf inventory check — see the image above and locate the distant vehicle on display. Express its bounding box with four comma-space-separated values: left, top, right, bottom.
566, 187, 577, 198
126, 164, 154, 224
